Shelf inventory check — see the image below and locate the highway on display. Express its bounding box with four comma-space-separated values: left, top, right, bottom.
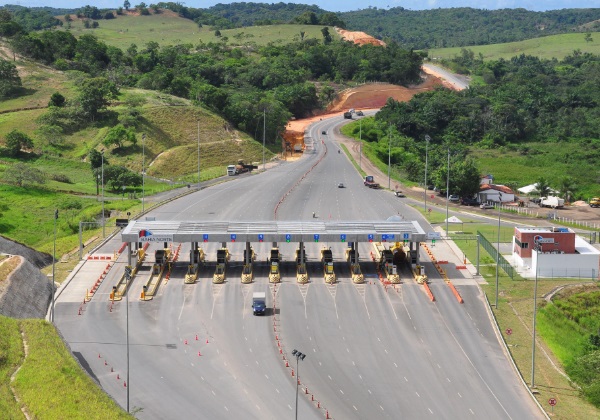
54, 114, 543, 419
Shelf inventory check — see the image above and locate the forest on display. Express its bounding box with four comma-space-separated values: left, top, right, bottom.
0, 10, 424, 147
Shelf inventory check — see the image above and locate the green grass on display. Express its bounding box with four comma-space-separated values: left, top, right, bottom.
0, 316, 24, 418
60, 12, 337, 49
427, 31, 600, 61
12, 319, 130, 419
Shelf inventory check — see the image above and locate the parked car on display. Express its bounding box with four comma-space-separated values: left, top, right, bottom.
322, 130, 327, 135
480, 202, 495, 209
461, 197, 479, 206
449, 195, 460, 202
356, 110, 364, 116
337, 182, 344, 188
395, 191, 405, 197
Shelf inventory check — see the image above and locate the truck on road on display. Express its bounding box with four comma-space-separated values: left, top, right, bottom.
252, 292, 266, 315
227, 160, 258, 175
539, 196, 565, 208
364, 175, 380, 189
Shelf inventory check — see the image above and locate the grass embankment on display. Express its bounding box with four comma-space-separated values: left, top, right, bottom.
60, 11, 337, 49
410, 204, 600, 418
0, 316, 130, 418
427, 31, 600, 61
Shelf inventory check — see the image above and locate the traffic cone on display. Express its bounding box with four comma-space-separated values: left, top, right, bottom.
286, 360, 289, 367
311, 394, 314, 401
98, 353, 101, 358
291, 369, 294, 377
305, 387, 308, 394
206, 338, 209, 344
184, 339, 188, 345
279, 348, 283, 354
317, 401, 321, 408
326, 410, 330, 419
117, 374, 120, 380
104, 360, 107, 366
195, 334, 198, 341
111, 367, 114, 372
123, 381, 127, 388
198, 351, 202, 356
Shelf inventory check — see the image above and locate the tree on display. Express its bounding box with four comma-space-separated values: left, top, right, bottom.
102, 124, 136, 149
101, 165, 142, 191
321, 27, 332, 44
534, 177, 552, 197
48, 92, 66, 107
2, 163, 46, 187
558, 176, 577, 203
36, 124, 64, 147
124, 0, 131, 11
0, 58, 21, 97
585, 33, 593, 43
4, 129, 34, 156
76, 77, 119, 121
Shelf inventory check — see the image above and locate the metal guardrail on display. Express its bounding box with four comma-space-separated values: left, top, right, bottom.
477, 231, 514, 280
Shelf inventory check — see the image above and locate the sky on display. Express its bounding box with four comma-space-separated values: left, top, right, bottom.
9, 0, 600, 13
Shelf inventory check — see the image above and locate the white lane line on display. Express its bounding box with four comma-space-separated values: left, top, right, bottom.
353, 405, 358, 411
212, 390, 216, 396
328, 375, 332, 380
383, 283, 399, 319
380, 405, 384, 411
377, 337, 381, 342
276, 388, 280, 394
384, 349, 388, 354
458, 392, 462, 398
178, 301, 185, 320
288, 404, 293, 410
201, 376, 205, 381
255, 361, 259, 365
420, 338, 424, 344
353, 361, 356, 366
467, 312, 473, 320
233, 375, 237, 380
224, 406, 229, 412
447, 378, 451, 382
249, 348, 253, 353
244, 389, 248, 394
428, 408, 433, 414
414, 326, 417, 330
368, 389, 372, 394
224, 362, 227, 367
217, 349, 220, 355
416, 392, 420, 397
394, 362, 398, 367
342, 336, 346, 341
191, 363, 194, 367
256, 404, 260, 411
346, 348, 350, 353
340, 389, 344, 395
427, 350, 432, 355
265, 374, 269, 380
404, 377, 408, 382
313, 348, 316, 352
358, 374, 362, 380
309, 336, 312, 341
245, 336, 248, 341
319, 362, 322, 366
469, 409, 475, 415
437, 364, 441, 369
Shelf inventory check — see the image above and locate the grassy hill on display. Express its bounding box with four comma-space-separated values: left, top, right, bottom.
427, 31, 600, 61
58, 10, 338, 49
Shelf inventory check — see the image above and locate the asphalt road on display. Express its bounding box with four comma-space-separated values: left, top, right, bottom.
54, 115, 543, 419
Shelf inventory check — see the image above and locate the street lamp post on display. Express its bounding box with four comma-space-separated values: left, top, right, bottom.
359, 119, 362, 169
388, 125, 391, 190
197, 121, 201, 188
101, 150, 105, 238
141, 133, 146, 213
51, 209, 58, 323
124, 266, 132, 412
445, 148, 450, 235
495, 192, 503, 309
262, 109, 266, 172
531, 240, 540, 388
424, 135, 430, 212
291, 349, 306, 420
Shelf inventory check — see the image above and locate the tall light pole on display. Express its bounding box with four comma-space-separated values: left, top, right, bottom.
291, 349, 306, 420
124, 266, 132, 412
101, 150, 105, 238
424, 135, 430, 212
387, 124, 391, 190
198, 120, 200, 188
51, 209, 58, 323
495, 191, 502, 309
141, 133, 146, 213
531, 239, 540, 388
359, 119, 362, 169
445, 148, 450, 235
262, 109, 266, 172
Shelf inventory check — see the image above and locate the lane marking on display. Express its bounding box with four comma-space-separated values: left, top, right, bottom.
358, 374, 362, 379
212, 390, 216, 396
394, 362, 398, 368
256, 404, 260, 411
225, 406, 229, 412
288, 405, 293, 410
368, 389, 372, 394
437, 364, 441, 369
328, 375, 332, 380
340, 389, 344, 394
447, 378, 451, 382
428, 408, 433, 414
469, 409, 475, 415
353, 361, 356, 366
353, 405, 358, 411
265, 374, 269, 380
380, 405, 384, 411
416, 391, 420, 397
458, 392, 462, 398
404, 376, 408, 382
276, 388, 280, 394
313, 348, 316, 352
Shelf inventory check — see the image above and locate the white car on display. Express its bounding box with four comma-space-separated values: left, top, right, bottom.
480, 203, 495, 209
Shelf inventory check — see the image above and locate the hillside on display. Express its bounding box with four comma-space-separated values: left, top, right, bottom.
428, 31, 600, 61
57, 10, 339, 50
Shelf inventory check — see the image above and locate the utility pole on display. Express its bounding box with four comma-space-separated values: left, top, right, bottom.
197, 121, 200, 188
142, 133, 146, 213
445, 148, 450, 235
424, 135, 430, 212
262, 109, 266, 171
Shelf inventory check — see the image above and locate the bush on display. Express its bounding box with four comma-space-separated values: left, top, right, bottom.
52, 174, 72, 184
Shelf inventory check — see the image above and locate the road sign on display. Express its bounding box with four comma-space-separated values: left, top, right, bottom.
203, 234, 209, 242
506, 328, 512, 335
548, 398, 557, 406
340, 234, 346, 242
314, 234, 320, 242
403, 233, 409, 239
230, 234, 236, 242
285, 234, 291, 243
368, 234, 374, 242
258, 234, 264, 242
428, 208, 432, 213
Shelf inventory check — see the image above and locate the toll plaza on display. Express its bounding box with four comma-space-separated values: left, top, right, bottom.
120, 220, 427, 284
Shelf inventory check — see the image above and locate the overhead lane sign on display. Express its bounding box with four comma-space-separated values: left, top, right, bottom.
138, 230, 173, 243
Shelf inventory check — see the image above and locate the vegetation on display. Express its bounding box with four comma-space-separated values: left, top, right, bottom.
427, 31, 600, 62
368, 51, 600, 199
342, 7, 600, 49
